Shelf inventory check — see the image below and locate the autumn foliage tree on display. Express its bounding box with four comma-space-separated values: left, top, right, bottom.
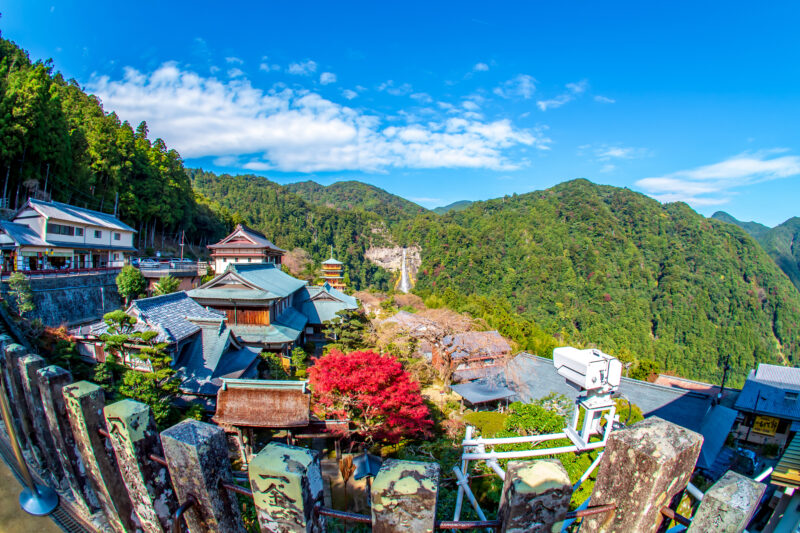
308, 349, 432, 444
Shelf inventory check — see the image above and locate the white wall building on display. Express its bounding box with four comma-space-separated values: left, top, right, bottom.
0, 198, 136, 272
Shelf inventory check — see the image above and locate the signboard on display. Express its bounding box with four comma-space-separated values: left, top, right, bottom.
753, 415, 780, 436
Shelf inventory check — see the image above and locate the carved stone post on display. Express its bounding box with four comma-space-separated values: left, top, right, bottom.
371, 459, 440, 533
160, 419, 245, 533
687, 471, 765, 532
4, 343, 39, 463
103, 399, 177, 533
580, 417, 703, 533
37, 365, 101, 515
498, 459, 572, 532
248, 442, 325, 533
18, 354, 62, 485
63, 380, 136, 533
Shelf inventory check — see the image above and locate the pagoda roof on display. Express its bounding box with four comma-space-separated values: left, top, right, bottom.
208, 224, 285, 252
322, 257, 343, 265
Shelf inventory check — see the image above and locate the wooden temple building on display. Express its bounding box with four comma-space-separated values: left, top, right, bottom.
208, 223, 285, 274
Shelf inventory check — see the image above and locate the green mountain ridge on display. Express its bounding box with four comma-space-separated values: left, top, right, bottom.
712, 211, 800, 291
285, 180, 428, 224
433, 200, 473, 215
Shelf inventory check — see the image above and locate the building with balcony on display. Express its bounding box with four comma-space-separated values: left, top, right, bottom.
0, 198, 136, 273
207, 224, 285, 274
321, 255, 346, 290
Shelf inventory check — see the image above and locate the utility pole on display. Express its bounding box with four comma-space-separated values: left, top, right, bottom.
744, 389, 762, 444
180, 230, 185, 260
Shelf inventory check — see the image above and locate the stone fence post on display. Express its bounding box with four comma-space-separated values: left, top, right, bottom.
4, 343, 40, 465
248, 442, 325, 533
63, 381, 136, 533
580, 417, 703, 533
498, 459, 572, 532
18, 354, 62, 486
37, 365, 101, 516
160, 419, 245, 533
371, 459, 440, 533
104, 399, 177, 533
687, 471, 765, 532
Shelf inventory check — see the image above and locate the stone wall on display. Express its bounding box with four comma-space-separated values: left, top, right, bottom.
1, 272, 121, 326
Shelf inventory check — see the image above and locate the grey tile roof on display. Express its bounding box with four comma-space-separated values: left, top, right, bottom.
25, 198, 136, 232
451, 378, 516, 404
505, 353, 714, 433
0, 221, 47, 246
734, 379, 800, 420
229, 307, 307, 345
231, 264, 307, 297
294, 283, 359, 324
130, 291, 224, 343
208, 224, 285, 251
442, 331, 512, 361
696, 405, 738, 470
752, 364, 800, 390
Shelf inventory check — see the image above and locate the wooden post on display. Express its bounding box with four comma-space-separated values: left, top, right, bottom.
62, 381, 135, 533
103, 399, 177, 533
160, 419, 245, 533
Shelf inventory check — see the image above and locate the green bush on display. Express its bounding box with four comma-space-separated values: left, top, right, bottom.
463, 411, 509, 437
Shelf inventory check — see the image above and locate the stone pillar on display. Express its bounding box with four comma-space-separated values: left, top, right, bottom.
3, 343, 39, 463
103, 399, 177, 533
160, 419, 245, 533
63, 381, 136, 533
37, 365, 101, 515
371, 459, 440, 533
498, 459, 572, 533
687, 471, 765, 533
580, 417, 703, 533
18, 354, 62, 486
248, 442, 324, 533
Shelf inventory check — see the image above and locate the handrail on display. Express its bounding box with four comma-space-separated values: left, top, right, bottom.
171, 495, 196, 533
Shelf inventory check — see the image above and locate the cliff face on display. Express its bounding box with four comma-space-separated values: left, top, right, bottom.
365, 246, 421, 273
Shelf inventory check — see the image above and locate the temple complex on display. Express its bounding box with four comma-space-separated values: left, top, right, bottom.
207, 223, 285, 273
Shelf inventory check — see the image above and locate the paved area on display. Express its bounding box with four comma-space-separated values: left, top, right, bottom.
0, 457, 61, 533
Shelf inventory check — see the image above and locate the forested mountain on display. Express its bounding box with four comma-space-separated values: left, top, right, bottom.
433, 200, 473, 214
189, 170, 393, 290
713, 211, 800, 292
285, 180, 428, 224
397, 180, 800, 386
0, 36, 233, 247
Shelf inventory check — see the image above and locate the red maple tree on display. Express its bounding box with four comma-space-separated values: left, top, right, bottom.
308, 349, 433, 444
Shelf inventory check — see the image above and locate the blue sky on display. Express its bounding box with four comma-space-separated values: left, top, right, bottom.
3, 1, 800, 225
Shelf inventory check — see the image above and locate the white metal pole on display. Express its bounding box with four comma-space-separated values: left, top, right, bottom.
452, 466, 488, 522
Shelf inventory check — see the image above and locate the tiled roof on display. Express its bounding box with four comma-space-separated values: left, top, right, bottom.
25, 198, 136, 232
734, 378, 800, 420
230, 308, 307, 345
231, 264, 307, 297
130, 292, 224, 343
451, 378, 516, 404
0, 221, 47, 247
696, 405, 738, 470
773, 434, 800, 489
188, 287, 274, 301
208, 224, 285, 251
322, 257, 343, 265
752, 364, 800, 390
294, 283, 359, 323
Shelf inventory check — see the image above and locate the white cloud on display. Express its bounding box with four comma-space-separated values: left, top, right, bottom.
473, 62, 489, 72
320, 72, 337, 85
341, 89, 358, 100
536, 79, 588, 111
227, 68, 245, 78
225, 56, 243, 65
89, 62, 547, 173
410, 92, 433, 104
288, 60, 317, 75
594, 95, 615, 104
592, 145, 649, 161
493, 75, 536, 99
635, 150, 800, 206
378, 80, 413, 96
259, 62, 280, 72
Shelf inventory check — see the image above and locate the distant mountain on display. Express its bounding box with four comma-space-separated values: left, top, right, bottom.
398, 180, 800, 386
433, 200, 473, 214
285, 180, 428, 224
712, 211, 800, 291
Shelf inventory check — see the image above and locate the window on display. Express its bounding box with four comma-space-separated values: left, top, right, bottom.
46, 222, 75, 236
94, 230, 102, 238
113, 232, 121, 241
75, 227, 84, 236
786, 391, 799, 401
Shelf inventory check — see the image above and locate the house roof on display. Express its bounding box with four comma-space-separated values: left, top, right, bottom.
207, 224, 285, 252
213, 379, 310, 428
0, 221, 47, 247
294, 283, 359, 324
189, 264, 307, 302
22, 198, 136, 232
734, 378, 800, 420
451, 378, 516, 404
442, 330, 512, 360
128, 291, 224, 343
322, 257, 343, 265
230, 307, 308, 345
773, 434, 800, 489
752, 364, 800, 390
695, 405, 739, 470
